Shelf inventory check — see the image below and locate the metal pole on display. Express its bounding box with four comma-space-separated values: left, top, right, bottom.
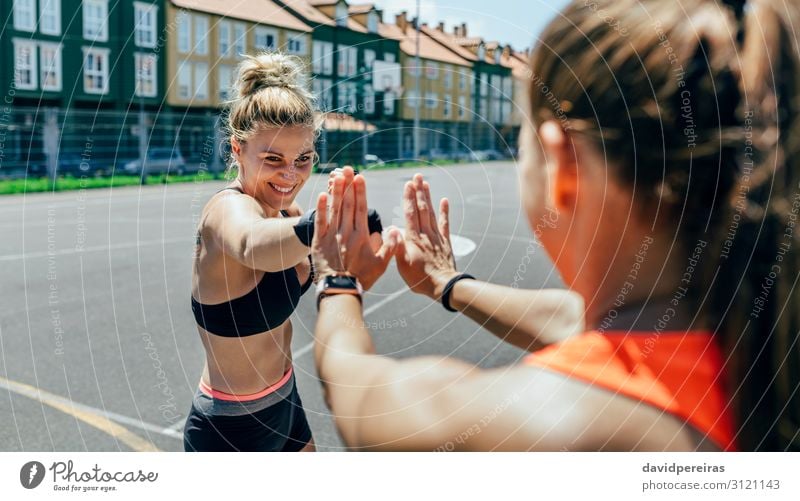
412, 0, 420, 160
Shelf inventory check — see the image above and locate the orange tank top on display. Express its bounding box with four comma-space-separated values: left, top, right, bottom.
522, 330, 738, 451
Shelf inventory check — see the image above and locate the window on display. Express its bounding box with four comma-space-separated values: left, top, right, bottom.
405, 90, 418, 108
40, 0, 61, 35
233, 23, 246, 57
480, 74, 488, 96
313, 77, 333, 110
491, 74, 501, 97
194, 61, 208, 99
177, 11, 190, 53
491, 99, 501, 123
13, 0, 36, 32
383, 90, 395, 115
40, 42, 62, 91
335, 1, 347, 27
83, 47, 109, 94
135, 52, 157, 97
286, 32, 306, 55
408, 61, 420, 77
443, 94, 451, 118
385, 53, 396, 63
425, 62, 438, 79
502, 76, 512, 98
502, 101, 511, 123
337, 44, 352, 76
83, 0, 108, 41
459, 70, 468, 91
364, 49, 376, 71
347, 47, 357, 75
194, 16, 208, 55
367, 11, 378, 33
443, 66, 452, 89
458, 95, 466, 118
134, 2, 157, 48
364, 84, 374, 114
425, 92, 438, 109
177, 63, 191, 99
255, 26, 276, 51
479, 98, 487, 118
218, 20, 230, 57
218, 64, 233, 101
346, 82, 357, 112
13, 39, 37, 89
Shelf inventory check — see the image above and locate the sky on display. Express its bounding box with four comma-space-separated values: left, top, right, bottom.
371, 0, 573, 51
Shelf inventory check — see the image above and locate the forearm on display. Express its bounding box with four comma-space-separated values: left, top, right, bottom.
242, 217, 310, 272
447, 280, 584, 351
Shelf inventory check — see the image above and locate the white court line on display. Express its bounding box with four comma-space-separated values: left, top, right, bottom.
0, 376, 182, 440
292, 286, 410, 360
0, 237, 188, 262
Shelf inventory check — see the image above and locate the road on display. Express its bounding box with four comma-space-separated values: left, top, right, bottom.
0, 161, 563, 451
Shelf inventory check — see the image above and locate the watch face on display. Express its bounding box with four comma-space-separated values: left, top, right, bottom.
327, 275, 357, 289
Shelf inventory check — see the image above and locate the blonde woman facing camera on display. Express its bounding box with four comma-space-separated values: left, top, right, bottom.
183, 52, 390, 452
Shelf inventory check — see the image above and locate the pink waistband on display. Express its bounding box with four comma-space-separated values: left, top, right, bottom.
198, 366, 294, 402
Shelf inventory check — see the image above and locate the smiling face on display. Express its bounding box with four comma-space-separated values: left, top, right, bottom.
231, 126, 316, 213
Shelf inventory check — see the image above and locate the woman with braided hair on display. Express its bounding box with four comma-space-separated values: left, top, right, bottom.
183, 52, 390, 452
310, 0, 799, 451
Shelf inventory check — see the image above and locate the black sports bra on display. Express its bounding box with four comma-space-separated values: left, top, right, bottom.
191, 186, 313, 337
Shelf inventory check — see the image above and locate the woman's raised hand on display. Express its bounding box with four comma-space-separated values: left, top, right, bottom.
395, 173, 460, 300
312, 167, 400, 290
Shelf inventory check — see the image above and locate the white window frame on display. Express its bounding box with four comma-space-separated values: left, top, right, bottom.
491, 74, 501, 97
408, 61, 420, 77
480, 73, 488, 96
459, 70, 468, 91
82, 47, 110, 94
425, 62, 438, 79
364, 84, 374, 114
13, 39, 38, 90
218, 20, 231, 58
443, 66, 452, 89
134, 52, 157, 97
194, 15, 209, 55
39, 42, 62, 91
83, 0, 108, 42
314, 77, 333, 110
255, 26, 277, 51
364, 49, 376, 71
458, 95, 466, 118
425, 91, 438, 109
443, 94, 451, 118
176, 11, 190, 54
39, 0, 61, 35
13, 0, 36, 32
193, 61, 209, 100
134, 2, 157, 48
177, 63, 191, 99
218, 64, 233, 101
405, 90, 418, 109
347, 47, 357, 76
286, 32, 306, 55
233, 22, 246, 57
383, 90, 395, 115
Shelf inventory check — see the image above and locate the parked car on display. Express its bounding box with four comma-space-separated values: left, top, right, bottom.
364, 154, 384, 167
123, 148, 186, 176
56, 153, 106, 177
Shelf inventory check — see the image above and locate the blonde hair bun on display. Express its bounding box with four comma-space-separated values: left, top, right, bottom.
234, 52, 309, 98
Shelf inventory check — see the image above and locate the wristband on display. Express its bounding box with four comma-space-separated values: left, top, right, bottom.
316, 274, 363, 311
441, 273, 475, 312
367, 208, 383, 235
293, 209, 316, 246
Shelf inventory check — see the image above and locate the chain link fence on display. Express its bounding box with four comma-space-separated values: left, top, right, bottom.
0, 107, 519, 180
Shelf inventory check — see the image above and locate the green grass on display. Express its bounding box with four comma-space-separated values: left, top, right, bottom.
0, 170, 227, 195
0, 158, 495, 195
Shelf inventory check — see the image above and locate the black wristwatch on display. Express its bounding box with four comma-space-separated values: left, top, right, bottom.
316, 274, 363, 310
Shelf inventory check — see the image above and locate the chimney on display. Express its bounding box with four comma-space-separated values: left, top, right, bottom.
437, 21, 444, 32
460, 22, 467, 37
502, 45, 510, 58
396, 11, 408, 31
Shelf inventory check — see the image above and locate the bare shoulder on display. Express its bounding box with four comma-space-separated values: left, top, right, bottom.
201, 189, 265, 233
474, 365, 700, 451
